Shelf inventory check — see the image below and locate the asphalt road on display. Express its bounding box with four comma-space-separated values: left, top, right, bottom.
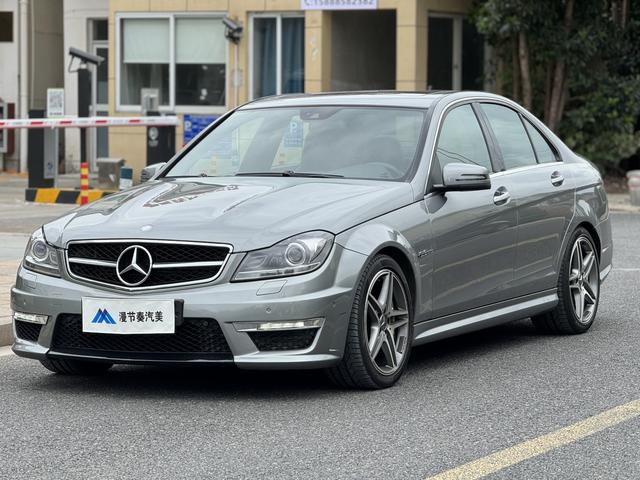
0, 198, 638, 479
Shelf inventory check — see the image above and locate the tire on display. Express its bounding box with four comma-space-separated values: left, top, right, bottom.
40, 358, 113, 375
327, 254, 414, 389
532, 227, 600, 334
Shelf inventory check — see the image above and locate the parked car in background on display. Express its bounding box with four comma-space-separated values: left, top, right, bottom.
12, 91, 612, 388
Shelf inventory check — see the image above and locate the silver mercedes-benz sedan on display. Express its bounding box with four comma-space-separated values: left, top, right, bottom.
12, 91, 612, 388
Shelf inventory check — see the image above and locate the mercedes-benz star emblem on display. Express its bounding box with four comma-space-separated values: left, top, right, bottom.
116, 245, 153, 287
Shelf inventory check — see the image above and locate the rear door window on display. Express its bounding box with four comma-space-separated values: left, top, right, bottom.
481, 103, 537, 170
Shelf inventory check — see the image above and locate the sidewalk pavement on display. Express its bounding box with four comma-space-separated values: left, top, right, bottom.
607, 193, 640, 213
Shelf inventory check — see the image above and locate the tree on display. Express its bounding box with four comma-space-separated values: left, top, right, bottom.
473, 0, 640, 172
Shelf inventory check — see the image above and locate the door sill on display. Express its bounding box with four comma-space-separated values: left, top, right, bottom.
413, 289, 558, 346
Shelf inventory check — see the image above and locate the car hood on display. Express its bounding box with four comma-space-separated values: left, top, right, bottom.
43, 177, 414, 251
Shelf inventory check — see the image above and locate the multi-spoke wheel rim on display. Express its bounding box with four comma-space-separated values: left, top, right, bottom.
569, 236, 599, 324
365, 269, 410, 375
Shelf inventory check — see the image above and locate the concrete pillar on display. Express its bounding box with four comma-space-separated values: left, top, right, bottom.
304, 10, 332, 93
385, 0, 427, 92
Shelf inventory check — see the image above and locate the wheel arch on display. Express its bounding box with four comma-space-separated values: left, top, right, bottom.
376, 246, 417, 311
576, 221, 601, 261
335, 224, 422, 314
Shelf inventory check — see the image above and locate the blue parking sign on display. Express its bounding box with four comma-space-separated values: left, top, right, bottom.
183, 114, 219, 145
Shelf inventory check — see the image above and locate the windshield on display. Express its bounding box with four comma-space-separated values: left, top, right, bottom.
164, 106, 427, 181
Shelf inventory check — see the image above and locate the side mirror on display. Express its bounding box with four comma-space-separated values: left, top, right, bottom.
434, 163, 491, 192
140, 162, 167, 183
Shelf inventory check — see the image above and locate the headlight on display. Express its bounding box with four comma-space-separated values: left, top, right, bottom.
233, 231, 334, 281
23, 228, 61, 277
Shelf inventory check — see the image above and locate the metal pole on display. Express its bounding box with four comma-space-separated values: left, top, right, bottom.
78, 67, 91, 172
234, 42, 239, 108
18, 0, 29, 173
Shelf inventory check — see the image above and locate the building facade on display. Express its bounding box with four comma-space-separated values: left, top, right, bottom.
0, 0, 64, 172
1, 0, 483, 180
106, 0, 481, 181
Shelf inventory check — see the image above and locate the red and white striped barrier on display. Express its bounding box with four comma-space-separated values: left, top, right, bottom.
0, 116, 179, 130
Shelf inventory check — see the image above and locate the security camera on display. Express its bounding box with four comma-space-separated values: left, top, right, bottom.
223, 16, 242, 43
223, 16, 240, 31
68, 47, 104, 66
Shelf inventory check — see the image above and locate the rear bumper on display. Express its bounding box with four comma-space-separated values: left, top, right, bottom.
11, 244, 366, 370
597, 212, 613, 283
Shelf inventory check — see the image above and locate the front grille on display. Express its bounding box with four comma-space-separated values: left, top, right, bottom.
66, 240, 232, 290
15, 320, 43, 342
52, 314, 232, 359
249, 329, 318, 351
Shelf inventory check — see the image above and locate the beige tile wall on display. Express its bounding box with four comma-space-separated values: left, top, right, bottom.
108, 0, 472, 181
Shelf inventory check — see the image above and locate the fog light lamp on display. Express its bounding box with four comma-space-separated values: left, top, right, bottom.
13, 311, 49, 325
234, 317, 324, 332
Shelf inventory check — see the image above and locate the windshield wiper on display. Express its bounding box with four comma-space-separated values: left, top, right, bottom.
235, 170, 344, 178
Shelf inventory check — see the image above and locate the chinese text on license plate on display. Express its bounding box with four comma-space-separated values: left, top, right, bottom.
82, 297, 175, 334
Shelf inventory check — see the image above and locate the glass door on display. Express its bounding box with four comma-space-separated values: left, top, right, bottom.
250, 14, 305, 100
428, 14, 484, 91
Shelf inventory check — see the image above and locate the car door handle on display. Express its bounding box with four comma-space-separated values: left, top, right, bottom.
493, 187, 510, 205
551, 171, 564, 186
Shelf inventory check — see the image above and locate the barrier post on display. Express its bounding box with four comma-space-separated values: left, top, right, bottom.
80, 162, 89, 205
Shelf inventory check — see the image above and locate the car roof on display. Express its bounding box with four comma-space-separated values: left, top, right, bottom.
239, 90, 456, 109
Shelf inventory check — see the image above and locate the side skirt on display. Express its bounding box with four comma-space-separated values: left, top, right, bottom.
412, 289, 558, 346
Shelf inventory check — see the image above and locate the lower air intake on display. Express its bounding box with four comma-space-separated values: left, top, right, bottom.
51, 314, 232, 359
248, 329, 318, 351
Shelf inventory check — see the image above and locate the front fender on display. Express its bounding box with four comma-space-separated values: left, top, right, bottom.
335, 208, 429, 320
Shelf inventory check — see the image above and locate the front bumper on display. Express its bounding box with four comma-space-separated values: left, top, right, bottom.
11, 244, 365, 370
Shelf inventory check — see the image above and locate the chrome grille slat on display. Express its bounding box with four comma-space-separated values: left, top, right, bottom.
68, 258, 118, 267
65, 240, 232, 291
153, 260, 224, 269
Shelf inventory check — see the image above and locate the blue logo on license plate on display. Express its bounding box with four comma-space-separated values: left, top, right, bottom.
91, 308, 116, 325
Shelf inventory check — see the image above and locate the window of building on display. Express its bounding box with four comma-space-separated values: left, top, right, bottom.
481, 103, 537, 169
427, 15, 483, 90
117, 14, 226, 111
175, 17, 226, 106
523, 119, 559, 163
0, 12, 13, 42
251, 14, 304, 99
93, 19, 108, 41
435, 104, 492, 174
90, 19, 110, 163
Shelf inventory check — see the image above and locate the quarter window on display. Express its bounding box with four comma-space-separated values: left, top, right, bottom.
481, 103, 537, 169
435, 104, 492, 173
523, 119, 558, 163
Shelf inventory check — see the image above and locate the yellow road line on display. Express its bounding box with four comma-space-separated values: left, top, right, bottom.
426, 400, 640, 480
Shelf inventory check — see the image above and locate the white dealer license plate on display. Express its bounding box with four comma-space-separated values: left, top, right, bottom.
82, 297, 175, 334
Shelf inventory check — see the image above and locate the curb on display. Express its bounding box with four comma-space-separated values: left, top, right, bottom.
0, 322, 13, 348
610, 207, 640, 213
25, 188, 115, 204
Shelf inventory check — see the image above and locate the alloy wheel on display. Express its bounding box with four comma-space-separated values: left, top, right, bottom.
365, 269, 410, 375
568, 236, 599, 324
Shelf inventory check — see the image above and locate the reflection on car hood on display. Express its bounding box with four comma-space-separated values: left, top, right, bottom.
43, 177, 414, 251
